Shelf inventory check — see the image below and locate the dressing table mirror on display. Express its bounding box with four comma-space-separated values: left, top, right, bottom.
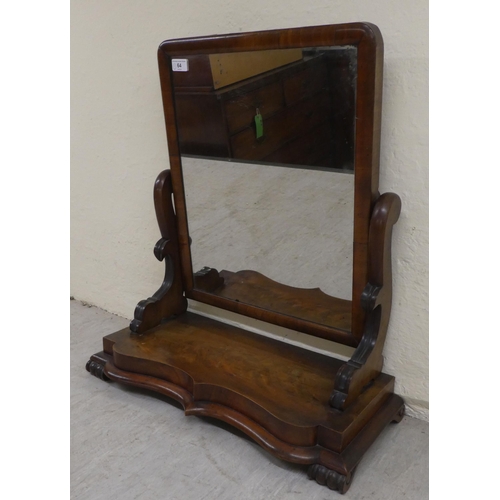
86, 22, 404, 494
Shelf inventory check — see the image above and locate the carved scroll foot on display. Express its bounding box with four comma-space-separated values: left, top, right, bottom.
307, 464, 354, 494
85, 359, 109, 381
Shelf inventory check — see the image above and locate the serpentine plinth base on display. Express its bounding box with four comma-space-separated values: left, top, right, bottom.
86, 312, 404, 494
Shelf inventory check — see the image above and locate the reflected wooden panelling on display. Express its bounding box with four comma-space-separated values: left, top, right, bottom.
172, 50, 355, 170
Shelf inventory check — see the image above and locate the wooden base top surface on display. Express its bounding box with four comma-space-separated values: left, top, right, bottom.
107, 312, 340, 423
103, 312, 395, 450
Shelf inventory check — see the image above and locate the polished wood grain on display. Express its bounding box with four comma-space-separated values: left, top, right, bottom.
351, 25, 384, 342
330, 192, 401, 410
102, 313, 398, 450
190, 287, 356, 347
87, 316, 404, 493
197, 269, 352, 333
157, 50, 194, 292
129, 170, 187, 334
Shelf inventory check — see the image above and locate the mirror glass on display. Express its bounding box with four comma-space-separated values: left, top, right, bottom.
171, 46, 357, 332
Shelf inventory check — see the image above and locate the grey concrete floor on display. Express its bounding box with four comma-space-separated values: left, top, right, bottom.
71, 300, 428, 500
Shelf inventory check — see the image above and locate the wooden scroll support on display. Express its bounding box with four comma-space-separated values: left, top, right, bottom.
130, 170, 187, 334
330, 192, 402, 410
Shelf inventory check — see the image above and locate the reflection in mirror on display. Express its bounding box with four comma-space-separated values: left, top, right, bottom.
183, 157, 354, 331
172, 46, 357, 170
172, 45, 358, 333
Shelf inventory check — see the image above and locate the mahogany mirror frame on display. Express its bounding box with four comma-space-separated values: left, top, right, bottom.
157, 23, 383, 347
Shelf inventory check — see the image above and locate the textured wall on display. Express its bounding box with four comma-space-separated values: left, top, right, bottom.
71, 1, 428, 419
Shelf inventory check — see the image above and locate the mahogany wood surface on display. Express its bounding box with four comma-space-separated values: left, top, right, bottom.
87, 317, 403, 493
197, 269, 352, 333
189, 289, 356, 346
331, 192, 401, 409
87, 313, 403, 464
129, 170, 187, 334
